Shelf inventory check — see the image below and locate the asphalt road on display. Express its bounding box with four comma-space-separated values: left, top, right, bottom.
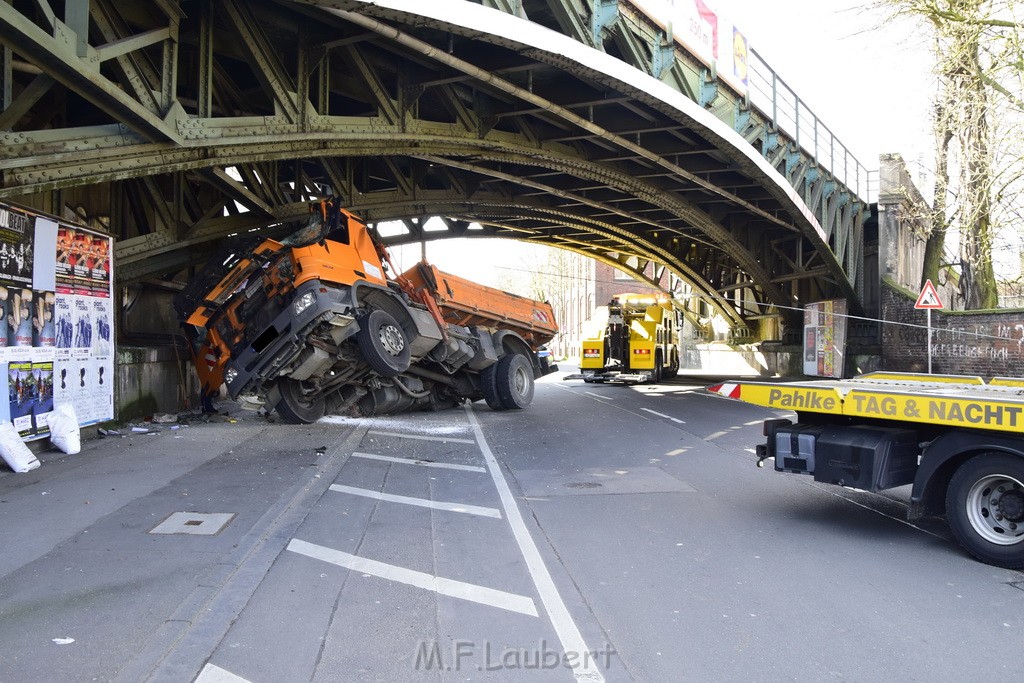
1, 369, 1022, 681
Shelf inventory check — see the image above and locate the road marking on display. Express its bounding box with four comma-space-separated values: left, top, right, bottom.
287, 539, 538, 616
584, 391, 611, 400
194, 662, 252, 682
641, 408, 686, 424
367, 429, 475, 444
329, 483, 501, 518
464, 404, 605, 682
350, 451, 486, 472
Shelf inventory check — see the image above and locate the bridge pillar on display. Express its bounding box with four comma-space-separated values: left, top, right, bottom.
876, 153, 960, 308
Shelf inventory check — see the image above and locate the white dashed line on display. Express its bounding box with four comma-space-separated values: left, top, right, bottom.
329, 483, 501, 518
367, 429, 475, 444
287, 539, 538, 616
350, 451, 486, 472
194, 662, 252, 683
640, 408, 685, 424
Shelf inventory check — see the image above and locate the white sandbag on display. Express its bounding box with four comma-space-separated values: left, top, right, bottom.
47, 403, 81, 455
0, 420, 40, 473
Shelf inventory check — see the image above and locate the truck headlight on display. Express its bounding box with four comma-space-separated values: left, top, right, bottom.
224, 368, 238, 385
293, 291, 316, 316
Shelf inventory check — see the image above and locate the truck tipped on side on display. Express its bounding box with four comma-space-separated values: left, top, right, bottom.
175, 198, 557, 422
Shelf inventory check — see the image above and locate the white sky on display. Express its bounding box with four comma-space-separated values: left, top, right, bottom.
714, 0, 936, 171
387, 1, 941, 289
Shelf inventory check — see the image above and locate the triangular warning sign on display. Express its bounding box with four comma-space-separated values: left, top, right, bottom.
915, 279, 944, 309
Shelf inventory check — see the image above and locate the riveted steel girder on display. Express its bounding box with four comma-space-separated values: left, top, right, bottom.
0, 2, 180, 142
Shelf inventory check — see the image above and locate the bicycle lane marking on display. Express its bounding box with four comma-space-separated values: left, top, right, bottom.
287, 538, 538, 616
463, 402, 606, 683
286, 416, 541, 618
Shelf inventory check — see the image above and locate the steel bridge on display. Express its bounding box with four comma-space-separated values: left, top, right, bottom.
0, 0, 874, 337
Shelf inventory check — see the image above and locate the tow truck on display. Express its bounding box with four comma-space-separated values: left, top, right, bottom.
707, 372, 1024, 568
573, 293, 680, 383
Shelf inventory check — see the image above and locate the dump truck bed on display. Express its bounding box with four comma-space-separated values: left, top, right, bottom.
401, 261, 558, 348
708, 371, 1024, 434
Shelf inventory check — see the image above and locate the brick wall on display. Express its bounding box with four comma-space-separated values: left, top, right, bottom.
882, 280, 1024, 377
594, 261, 663, 305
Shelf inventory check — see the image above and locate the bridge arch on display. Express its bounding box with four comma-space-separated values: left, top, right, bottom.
0, 0, 871, 335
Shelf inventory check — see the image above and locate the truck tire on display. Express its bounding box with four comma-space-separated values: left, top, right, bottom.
653, 350, 663, 383
946, 452, 1024, 568
479, 364, 506, 411
275, 377, 326, 424
357, 309, 410, 377
494, 353, 534, 410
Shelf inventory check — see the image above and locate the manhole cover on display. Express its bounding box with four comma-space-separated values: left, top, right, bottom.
564, 482, 603, 489
149, 512, 236, 536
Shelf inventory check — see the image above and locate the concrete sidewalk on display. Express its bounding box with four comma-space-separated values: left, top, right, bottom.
0, 403, 359, 682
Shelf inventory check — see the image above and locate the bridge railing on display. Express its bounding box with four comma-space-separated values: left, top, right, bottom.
747, 47, 876, 204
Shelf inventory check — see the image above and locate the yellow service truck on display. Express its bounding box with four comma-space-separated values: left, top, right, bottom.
578, 294, 680, 383
708, 372, 1024, 568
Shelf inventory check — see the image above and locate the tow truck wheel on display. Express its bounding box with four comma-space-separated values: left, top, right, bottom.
494, 353, 534, 410
946, 452, 1024, 569
275, 377, 326, 424
357, 309, 411, 377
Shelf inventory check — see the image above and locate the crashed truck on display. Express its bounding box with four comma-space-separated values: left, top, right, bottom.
174, 199, 558, 423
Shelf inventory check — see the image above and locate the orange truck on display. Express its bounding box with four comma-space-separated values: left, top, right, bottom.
174, 198, 557, 422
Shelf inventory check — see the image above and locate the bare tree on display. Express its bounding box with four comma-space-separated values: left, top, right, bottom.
886, 0, 1022, 308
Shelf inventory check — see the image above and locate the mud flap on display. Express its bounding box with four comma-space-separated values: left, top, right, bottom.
264, 383, 283, 412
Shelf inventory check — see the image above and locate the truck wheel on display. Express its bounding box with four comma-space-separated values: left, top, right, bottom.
357, 309, 410, 377
946, 453, 1024, 568
495, 353, 534, 410
653, 350, 663, 383
479, 364, 506, 411
276, 377, 326, 424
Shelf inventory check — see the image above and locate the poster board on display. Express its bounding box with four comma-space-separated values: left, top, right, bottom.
803, 299, 848, 378
0, 203, 113, 441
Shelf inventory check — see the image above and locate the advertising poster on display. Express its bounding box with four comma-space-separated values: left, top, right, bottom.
803, 299, 848, 378
55, 224, 77, 294
8, 360, 33, 435
631, 0, 749, 94
0, 202, 113, 441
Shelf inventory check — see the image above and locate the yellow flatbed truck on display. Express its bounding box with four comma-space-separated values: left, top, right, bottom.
707, 372, 1024, 568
